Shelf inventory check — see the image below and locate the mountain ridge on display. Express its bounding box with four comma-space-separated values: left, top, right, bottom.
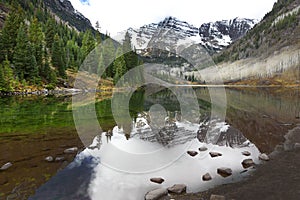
117, 16, 258, 54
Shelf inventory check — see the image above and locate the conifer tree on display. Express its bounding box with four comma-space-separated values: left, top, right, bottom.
113, 47, 126, 84
52, 34, 66, 78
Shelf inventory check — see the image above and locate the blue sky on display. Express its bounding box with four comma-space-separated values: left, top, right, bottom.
70, 0, 277, 36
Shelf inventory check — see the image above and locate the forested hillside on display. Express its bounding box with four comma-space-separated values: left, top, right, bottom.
0, 0, 140, 92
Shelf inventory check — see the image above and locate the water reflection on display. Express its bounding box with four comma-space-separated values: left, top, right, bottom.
30, 110, 260, 200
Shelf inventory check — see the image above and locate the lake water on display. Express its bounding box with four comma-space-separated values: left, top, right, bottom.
0, 87, 299, 199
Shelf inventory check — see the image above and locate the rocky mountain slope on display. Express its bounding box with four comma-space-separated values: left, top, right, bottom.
44, 0, 94, 32
204, 0, 300, 85
118, 16, 257, 54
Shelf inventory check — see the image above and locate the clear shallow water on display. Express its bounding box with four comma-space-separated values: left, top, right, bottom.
1, 87, 300, 199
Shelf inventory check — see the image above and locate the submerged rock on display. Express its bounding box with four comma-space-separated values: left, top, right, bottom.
242, 159, 255, 168
217, 167, 232, 177
259, 153, 270, 161
45, 156, 54, 162
145, 188, 168, 200
210, 194, 226, 200
202, 173, 212, 181
187, 151, 198, 157
150, 177, 165, 184
199, 146, 208, 151
0, 162, 12, 171
242, 151, 251, 156
64, 147, 78, 154
209, 152, 222, 158
167, 184, 186, 194
55, 156, 66, 162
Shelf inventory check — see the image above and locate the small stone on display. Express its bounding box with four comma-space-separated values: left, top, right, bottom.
167, 184, 187, 194
259, 153, 270, 161
242, 151, 251, 156
145, 188, 168, 200
202, 173, 212, 181
242, 159, 255, 168
55, 156, 65, 162
217, 167, 232, 177
199, 146, 208, 151
209, 152, 222, 158
45, 156, 54, 162
210, 194, 225, 200
150, 177, 164, 184
63, 147, 78, 154
0, 162, 12, 171
187, 151, 198, 157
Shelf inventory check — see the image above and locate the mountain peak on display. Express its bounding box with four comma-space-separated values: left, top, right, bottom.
119, 16, 258, 54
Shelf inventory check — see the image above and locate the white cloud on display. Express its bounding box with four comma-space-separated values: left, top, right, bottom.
69, 0, 277, 36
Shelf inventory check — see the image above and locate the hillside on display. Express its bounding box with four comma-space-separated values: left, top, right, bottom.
200, 0, 300, 85
0, 0, 142, 93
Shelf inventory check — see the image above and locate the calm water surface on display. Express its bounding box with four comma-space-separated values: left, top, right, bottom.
0, 87, 299, 199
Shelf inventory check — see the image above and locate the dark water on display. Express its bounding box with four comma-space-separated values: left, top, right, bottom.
0, 87, 299, 199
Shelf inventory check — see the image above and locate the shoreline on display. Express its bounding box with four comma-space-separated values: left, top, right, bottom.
166, 125, 300, 200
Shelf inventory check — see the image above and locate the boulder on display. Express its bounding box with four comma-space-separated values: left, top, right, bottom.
145, 188, 168, 200
209, 152, 222, 158
217, 167, 232, 177
150, 177, 165, 184
199, 146, 208, 151
242, 151, 251, 156
187, 151, 198, 157
259, 153, 270, 161
167, 184, 186, 194
0, 162, 12, 171
64, 147, 78, 154
210, 194, 226, 200
242, 159, 255, 168
202, 173, 212, 181
45, 156, 54, 162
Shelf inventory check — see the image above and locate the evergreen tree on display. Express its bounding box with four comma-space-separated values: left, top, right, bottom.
0, 6, 24, 62
45, 18, 56, 50
52, 34, 66, 78
113, 47, 126, 84
102, 38, 116, 78
81, 30, 96, 60
13, 23, 30, 80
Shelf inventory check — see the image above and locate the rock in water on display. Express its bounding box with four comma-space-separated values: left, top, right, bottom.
242, 151, 251, 156
150, 177, 165, 184
217, 167, 232, 177
45, 156, 54, 162
259, 153, 270, 161
209, 152, 222, 158
63, 147, 78, 154
242, 159, 255, 168
210, 194, 226, 200
199, 146, 208, 151
187, 151, 198, 157
167, 184, 186, 194
0, 162, 12, 171
202, 173, 212, 181
145, 188, 168, 200
55, 156, 65, 162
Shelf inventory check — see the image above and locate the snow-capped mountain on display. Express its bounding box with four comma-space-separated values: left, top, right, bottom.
118, 16, 258, 54
199, 18, 258, 52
